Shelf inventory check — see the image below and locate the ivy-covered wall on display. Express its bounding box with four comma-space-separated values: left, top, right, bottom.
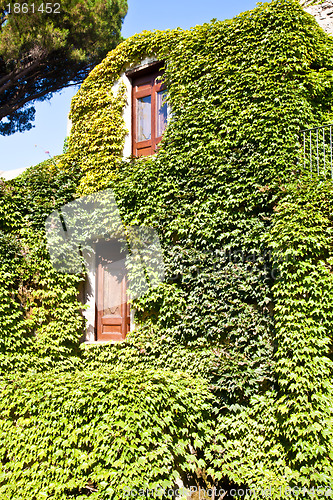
1, 0, 333, 497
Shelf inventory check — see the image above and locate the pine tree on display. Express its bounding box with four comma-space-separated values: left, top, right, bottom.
0, 0, 127, 135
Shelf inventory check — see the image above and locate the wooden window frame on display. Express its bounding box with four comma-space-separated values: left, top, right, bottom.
127, 61, 166, 157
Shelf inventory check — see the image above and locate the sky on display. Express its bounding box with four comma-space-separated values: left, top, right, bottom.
0, 0, 259, 174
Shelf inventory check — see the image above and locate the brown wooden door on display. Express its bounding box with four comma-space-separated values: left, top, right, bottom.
95, 241, 130, 341
132, 69, 167, 157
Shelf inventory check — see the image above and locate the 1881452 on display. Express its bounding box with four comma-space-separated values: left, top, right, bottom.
6, 3, 60, 13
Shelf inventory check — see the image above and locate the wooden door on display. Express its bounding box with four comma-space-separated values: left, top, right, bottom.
95, 241, 130, 341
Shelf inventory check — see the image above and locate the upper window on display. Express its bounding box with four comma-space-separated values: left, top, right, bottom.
130, 64, 167, 157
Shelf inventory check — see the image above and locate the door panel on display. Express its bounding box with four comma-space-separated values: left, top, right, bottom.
96, 241, 130, 341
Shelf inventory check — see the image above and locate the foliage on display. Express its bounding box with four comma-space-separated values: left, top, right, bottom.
67, 79, 127, 194
1, 0, 333, 497
69, 0, 333, 493
0, 0, 127, 135
198, 178, 333, 497
269, 177, 333, 489
0, 368, 214, 499
207, 392, 291, 498
0, 158, 85, 371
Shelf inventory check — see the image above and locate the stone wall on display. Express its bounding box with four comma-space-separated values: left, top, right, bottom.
301, 0, 333, 35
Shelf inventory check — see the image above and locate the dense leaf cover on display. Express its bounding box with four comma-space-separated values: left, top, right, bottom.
1, 0, 333, 497
0, 369, 213, 498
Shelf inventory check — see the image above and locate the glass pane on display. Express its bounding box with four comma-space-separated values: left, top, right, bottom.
137, 95, 151, 142
156, 90, 167, 137
102, 259, 126, 314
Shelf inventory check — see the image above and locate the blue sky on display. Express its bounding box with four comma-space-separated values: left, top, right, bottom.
0, 0, 259, 172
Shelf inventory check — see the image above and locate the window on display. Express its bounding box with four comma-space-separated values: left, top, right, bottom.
130, 63, 167, 157
95, 240, 130, 341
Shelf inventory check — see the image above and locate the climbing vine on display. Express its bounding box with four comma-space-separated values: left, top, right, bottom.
1, 1, 333, 497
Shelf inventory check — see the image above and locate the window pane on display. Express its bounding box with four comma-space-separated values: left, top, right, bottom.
156, 90, 167, 137
137, 95, 151, 142
102, 261, 126, 314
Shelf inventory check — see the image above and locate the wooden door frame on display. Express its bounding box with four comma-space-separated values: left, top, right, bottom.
129, 62, 166, 157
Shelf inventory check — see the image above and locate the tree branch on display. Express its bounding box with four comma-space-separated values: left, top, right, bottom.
0, 52, 48, 92
0, 63, 88, 120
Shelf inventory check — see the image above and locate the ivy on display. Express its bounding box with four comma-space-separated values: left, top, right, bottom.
269, 177, 333, 490
1, 0, 333, 496
0, 369, 214, 499
0, 158, 84, 372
